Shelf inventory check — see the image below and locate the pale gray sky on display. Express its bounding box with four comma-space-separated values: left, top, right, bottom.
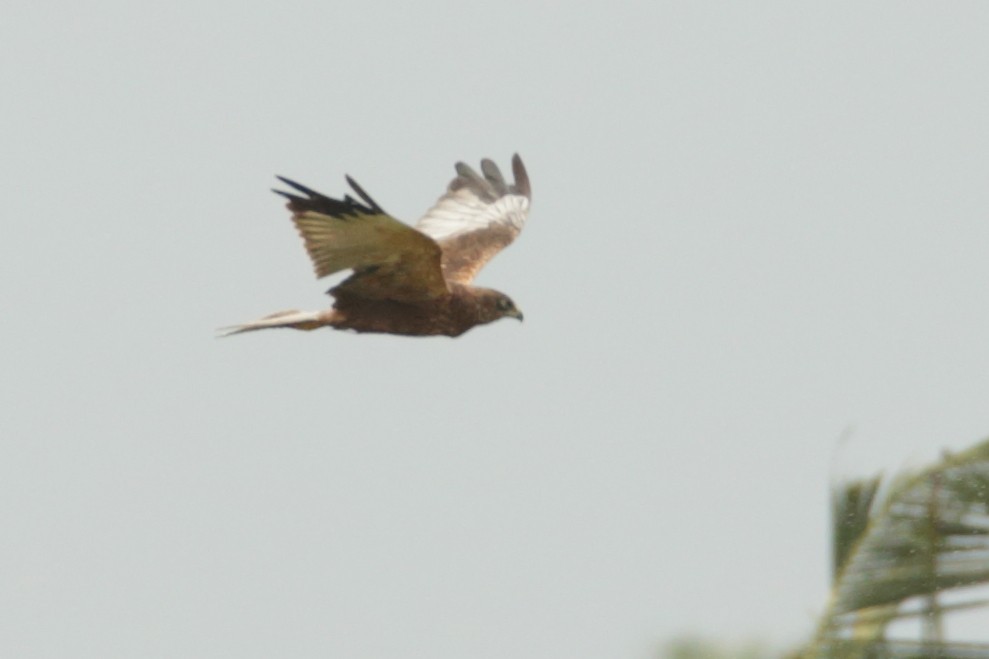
3, 2, 989, 657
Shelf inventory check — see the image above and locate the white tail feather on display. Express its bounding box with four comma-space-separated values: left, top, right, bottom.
216, 310, 323, 337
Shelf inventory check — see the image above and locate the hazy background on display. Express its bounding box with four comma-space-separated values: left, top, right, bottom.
3, 2, 989, 657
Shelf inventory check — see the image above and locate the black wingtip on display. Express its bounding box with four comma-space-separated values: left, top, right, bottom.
274, 176, 320, 197
271, 174, 382, 217
271, 177, 315, 209
345, 175, 385, 214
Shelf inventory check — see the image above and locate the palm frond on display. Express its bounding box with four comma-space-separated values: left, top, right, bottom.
801, 438, 989, 658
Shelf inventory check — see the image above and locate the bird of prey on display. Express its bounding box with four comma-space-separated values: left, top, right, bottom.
220, 154, 531, 338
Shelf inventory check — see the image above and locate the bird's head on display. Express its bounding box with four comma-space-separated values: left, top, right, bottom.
494, 294, 524, 322
474, 289, 524, 325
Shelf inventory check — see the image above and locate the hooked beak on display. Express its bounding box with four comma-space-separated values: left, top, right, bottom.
507, 308, 524, 322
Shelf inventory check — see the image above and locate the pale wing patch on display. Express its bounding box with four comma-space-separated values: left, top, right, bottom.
414, 155, 532, 285
416, 192, 529, 242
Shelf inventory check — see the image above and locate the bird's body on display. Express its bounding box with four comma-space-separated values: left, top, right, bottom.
221, 155, 531, 338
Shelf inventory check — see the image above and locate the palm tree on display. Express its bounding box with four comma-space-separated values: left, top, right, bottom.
797, 438, 989, 658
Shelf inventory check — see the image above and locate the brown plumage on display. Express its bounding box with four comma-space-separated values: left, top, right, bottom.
220, 154, 531, 338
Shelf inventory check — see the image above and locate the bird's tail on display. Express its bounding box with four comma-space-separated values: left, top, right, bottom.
216, 310, 327, 337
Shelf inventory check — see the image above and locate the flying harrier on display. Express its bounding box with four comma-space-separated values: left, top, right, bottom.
220, 154, 531, 338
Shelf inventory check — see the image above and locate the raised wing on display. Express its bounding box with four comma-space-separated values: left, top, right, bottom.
415, 154, 531, 285
275, 176, 448, 302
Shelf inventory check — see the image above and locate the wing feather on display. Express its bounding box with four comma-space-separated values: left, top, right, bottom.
275, 176, 448, 302
415, 154, 531, 285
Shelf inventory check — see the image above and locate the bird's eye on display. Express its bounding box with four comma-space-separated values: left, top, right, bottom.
497, 298, 512, 311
